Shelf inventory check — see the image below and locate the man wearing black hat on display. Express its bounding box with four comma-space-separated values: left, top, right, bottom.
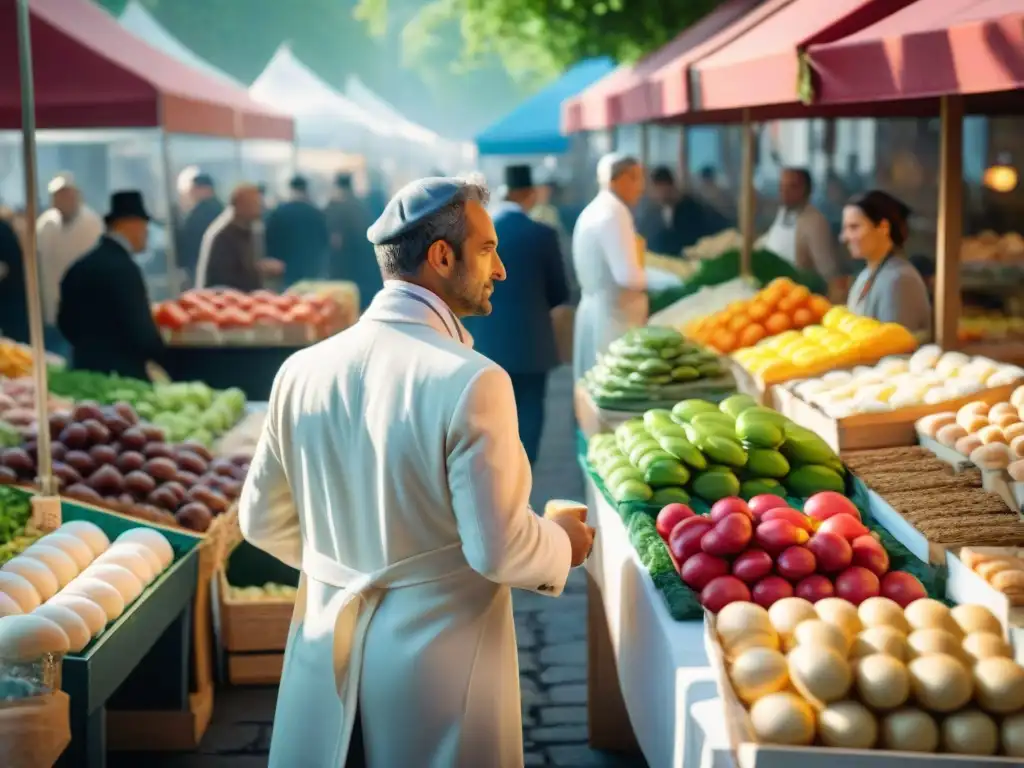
323, 171, 380, 310
264, 175, 330, 286
177, 170, 224, 286
462, 165, 569, 465
57, 191, 165, 379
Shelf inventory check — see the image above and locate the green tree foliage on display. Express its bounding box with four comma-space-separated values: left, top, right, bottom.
357, 0, 724, 81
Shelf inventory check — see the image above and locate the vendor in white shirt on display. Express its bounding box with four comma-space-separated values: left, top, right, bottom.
571, 153, 647, 382
763, 168, 844, 297
37, 172, 103, 355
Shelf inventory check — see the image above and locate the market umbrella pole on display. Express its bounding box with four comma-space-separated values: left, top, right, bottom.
16, 0, 60, 522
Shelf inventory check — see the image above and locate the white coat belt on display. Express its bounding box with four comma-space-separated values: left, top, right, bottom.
283, 543, 472, 765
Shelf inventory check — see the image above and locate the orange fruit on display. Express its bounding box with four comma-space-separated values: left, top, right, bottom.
807, 295, 831, 319
747, 301, 770, 321
791, 308, 814, 328
739, 324, 767, 348
728, 313, 751, 333
711, 328, 738, 353
765, 313, 793, 335
779, 285, 811, 312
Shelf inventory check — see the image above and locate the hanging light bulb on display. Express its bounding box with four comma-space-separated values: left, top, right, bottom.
983, 152, 1018, 193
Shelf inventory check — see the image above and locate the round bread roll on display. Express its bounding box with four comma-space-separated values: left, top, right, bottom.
941, 709, 998, 755
794, 620, 850, 656
31, 533, 94, 570
79, 564, 143, 604
21, 545, 78, 588
788, 645, 852, 706
0, 591, 22, 618
858, 597, 909, 634
768, 597, 817, 650
115, 529, 173, 569
815, 598, 863, 640
2, 558, 58, 602
851, 626, 908, 662
0, 614, 70, 661
879, 707, 939, 753
58, 521, 110, 557
962, 631, 1012, 664
32, 604, 91, 653
94, 546, 155, 585
950, 604, 1003, 637
854, 653, 909, 710
717, 602, 773, 651
1001, 711, 1024, 757
45, 595, 106, 636
908, 654, 973, 712
61, 578, 125, 622
749, 692, 815, 746
973, 656, 1024, 714
905, 599, 959, 636
108, 541, 161, 576
817, 700, 878, 749
907, 628, 964, 661
0, 571, 42, 612
730, 648, 789, 705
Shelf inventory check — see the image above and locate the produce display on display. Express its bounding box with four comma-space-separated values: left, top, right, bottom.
0, 378, 74, 437
46, 369, 247, 447
958, 548, 1024, 606
686, 277, 832, 354
714, 597, 1024, 756
915, 386, 1024, 477
586, 395, 847, 507
153, 288, 347, 340
683, 229, 744, 260
0, 487, 39, 565
648, 278, 758, 331
226, 581, 298, 601
732, 306, 919, 386
791, 349, 1024, 418
843, 447, 1024, 547
959, 314, 1024, 344
0, 402, 248, 532
0, 521, 174, 654
0, 340, 32, 379
583, 328, 733, 410
657, 492, 928, 613
961, 230, 1024, 263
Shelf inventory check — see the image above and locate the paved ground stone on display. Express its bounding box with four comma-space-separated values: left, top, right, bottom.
549, 683, 589, 705
540, 705, 589, 725
539, 641, 587, 666
541, 665, 587, 685
531, 725, 590, 743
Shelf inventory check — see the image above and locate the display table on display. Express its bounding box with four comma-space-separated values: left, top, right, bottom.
686, 699, 733, 768
161, 345, 306, 401
583, 474, 718, 768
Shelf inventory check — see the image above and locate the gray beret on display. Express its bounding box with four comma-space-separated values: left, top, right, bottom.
366, 176, 463, 245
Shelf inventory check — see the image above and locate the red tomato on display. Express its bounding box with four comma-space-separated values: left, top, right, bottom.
284, 304, 316, 324
185, 302, 218, 324
178, 290, 211, 310
216, 306, 255, 329
251, 290, 277, 303
251, 304, 286, 324
153, 302, 191, 330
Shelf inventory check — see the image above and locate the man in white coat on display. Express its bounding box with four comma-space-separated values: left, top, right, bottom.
571, 153, 647, 381
238, 174, 595, 767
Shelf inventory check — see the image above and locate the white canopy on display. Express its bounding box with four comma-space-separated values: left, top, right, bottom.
118, 1, 243, 88
343, 75, 439, 147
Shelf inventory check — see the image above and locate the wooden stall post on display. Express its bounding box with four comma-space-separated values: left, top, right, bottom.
159, 129, 184, 299
935, 95, 964, 349
738, 111, 757, 277
677, 126, 690, 190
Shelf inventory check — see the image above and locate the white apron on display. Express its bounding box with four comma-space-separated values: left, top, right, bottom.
763, 209, 797, 264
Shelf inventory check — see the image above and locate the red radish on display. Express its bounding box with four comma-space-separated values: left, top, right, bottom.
700, 575, 751, 613
817, 513, 870, 541
807, 531, 853, 573
776, 546, 817, 581
851, 535, 890, 577
751, 575, 794, 608
680, 553, 730, 590
795, 574, 835, 603
835, 566, 881, 605
754, 519, 809, 555
668, 517, 713, 562
804, 491, 861, 523
749, 494, 789, 519
710, 497, 753, 523
701, 513, 753, 556
732, 549, 773, 584
656, 503, 695, 539
761, 506, 814, 533
880, 571, 927, 607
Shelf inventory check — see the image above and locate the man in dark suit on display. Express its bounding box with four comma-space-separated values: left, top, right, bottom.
0, 214, 28, 344
462, 165, 570, 464
324, 172, 381, 310
265, 175, 331, 286
177, 170, 224, 285
635, 166, 732, 255
58, 191, 165, 380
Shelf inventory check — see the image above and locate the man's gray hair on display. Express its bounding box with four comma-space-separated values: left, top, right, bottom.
597, 153, 640, 188
374, 174, 490, 278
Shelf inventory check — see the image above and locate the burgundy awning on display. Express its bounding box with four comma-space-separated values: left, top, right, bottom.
561, 66, 634, 135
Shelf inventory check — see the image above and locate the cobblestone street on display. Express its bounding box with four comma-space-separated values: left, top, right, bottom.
109, 367, 647, 767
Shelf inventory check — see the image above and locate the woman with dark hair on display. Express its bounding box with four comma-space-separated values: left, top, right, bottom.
842, 190, 932, 340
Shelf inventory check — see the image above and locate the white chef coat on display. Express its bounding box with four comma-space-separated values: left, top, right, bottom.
239, 280, 573, 768
762, 203, 841, 280
36, 206, 102, 324
571, 190, 647, 381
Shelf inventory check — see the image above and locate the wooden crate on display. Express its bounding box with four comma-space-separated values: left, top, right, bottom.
727, 360, 778, 407
774, 380, 1022, 453
573, 384, 636, 439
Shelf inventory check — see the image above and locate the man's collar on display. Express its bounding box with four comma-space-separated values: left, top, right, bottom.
105, 231, 134, 254
367, 279, 473, 347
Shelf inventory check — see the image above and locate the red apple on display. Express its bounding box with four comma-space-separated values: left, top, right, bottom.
776, 546, 817, 581
835, 566, 881, 605
732, 549, 774, 584
700, 575, 751, 613
794, 574, 835, 603
804, 491, 860, 523
879, 571, 927, 607
668, 517, 713, 562
761, 506, 814, 533
851, 534, 890, 577
807, 531, 853, 573
656, 503, 695, 540
754, 519, 809, 555
701, 513, 753, 556
751, 575, 794, 608
710, 497, 753, 523
680, 553, 730, 591
749, 494, 789, 520
817, 513, 870, 542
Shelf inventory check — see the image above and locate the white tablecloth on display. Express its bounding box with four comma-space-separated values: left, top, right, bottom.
584, 475, 719, 768
687, 699, 734, 768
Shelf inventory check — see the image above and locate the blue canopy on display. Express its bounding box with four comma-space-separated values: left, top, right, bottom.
475, 58, 615, 156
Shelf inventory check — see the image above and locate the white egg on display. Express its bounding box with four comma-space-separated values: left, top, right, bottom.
79, 564, 143, 604
30, 533, 94, 570
0, 614, 69, 661
909, 345, 942, 373
795, 380, 831, 398
2, 558, 58, 601
61, 578, 124, 623
990, 369, 1024, 388
0, 592, 22, 618
93, 546, 155, 585
32, 604, 91, 653
0, 572, 40, 613
924, 387, 953, 405
936, 351, 970, 377
823, 370, 853, 384
109, 542, 162, 576
115, 529, 173, 569
58, 521, 110, 558
45, 595, 106, 636
877, 358, 910, 375
824, 403, 857, 419
20, 545, 78, 588
890, 392, 925, 409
